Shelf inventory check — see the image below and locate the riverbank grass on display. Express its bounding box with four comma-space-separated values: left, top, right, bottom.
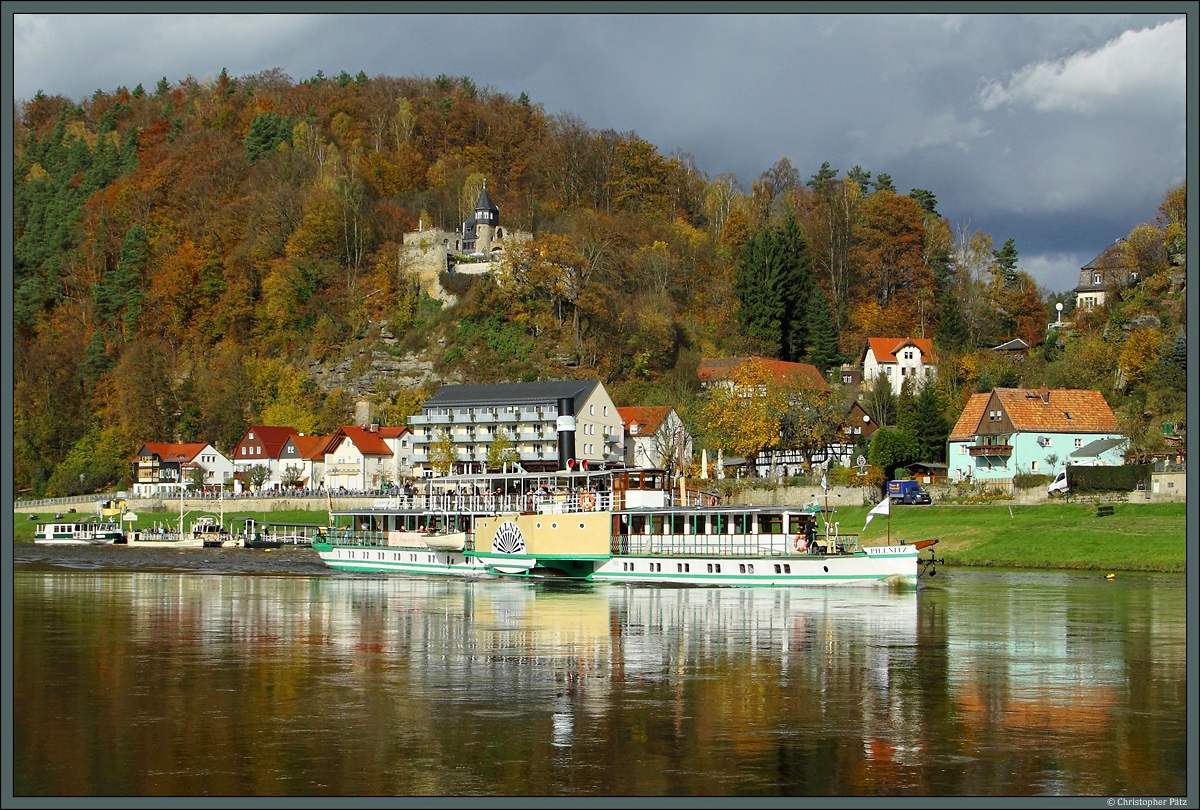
853, 501, 1184, 572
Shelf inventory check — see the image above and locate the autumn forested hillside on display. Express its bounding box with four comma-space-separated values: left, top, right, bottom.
12, 69, 1187, 497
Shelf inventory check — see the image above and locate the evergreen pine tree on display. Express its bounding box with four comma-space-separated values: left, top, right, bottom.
863, 373, 896, 428
776, 214, 813, 362
804, 289, 842, 372
992, 237, 1020, 287
733, 228, 783, 353
733, 216, 815, 362
908, 188, 938, 214
933, 292, 968, 353
895, 375, 918, 437
871, 173, 895, 194
913, 381, 950, 462
1169, 326, 1186, 370
807, 161, 838, 195
846, 165, 871, 190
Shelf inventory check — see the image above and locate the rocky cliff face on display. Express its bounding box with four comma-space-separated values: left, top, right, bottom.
309, 348, 451, 401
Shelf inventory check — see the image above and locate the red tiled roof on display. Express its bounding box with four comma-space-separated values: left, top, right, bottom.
135, 442, 210, 464
697, 357, 829, 391
950, 388, 1118, 439
332, 425, 393, 456
864, 337, 936, 365
617, 406, 672, 435
377, 426, 412, 439
995, 388, 1118, 433
949, 393, 991, 441
292, 435, 335, 460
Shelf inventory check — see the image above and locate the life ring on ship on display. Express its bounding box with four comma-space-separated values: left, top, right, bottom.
791, 533, 808, 553
579, 492, 596, 510
708, 495, 718, 507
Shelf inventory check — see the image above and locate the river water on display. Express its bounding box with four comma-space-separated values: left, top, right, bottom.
11, 544, 1188, 798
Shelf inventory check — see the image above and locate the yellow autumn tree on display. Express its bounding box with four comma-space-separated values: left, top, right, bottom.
428, 428, 458, 476
699, 357, 786, 475
1119, 328, 1163, 389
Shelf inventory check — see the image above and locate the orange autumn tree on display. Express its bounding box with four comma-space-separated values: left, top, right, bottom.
848, 191, 932, 334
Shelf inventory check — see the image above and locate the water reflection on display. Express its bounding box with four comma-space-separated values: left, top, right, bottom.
13, 570, 1185, 797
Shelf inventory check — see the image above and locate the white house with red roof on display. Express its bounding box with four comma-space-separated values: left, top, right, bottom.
617, 406, 692, 473
278, 434, 336, 490
132, 442, 233, 496
323, 425, 413, 492
862, 337, 936, 396
230, 425, 300, 492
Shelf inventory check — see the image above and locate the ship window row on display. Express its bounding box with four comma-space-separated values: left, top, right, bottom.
340, 550, 437, 563
624, 561, 752, 574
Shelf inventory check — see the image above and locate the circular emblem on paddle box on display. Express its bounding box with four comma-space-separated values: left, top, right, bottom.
492, 521, 526, 555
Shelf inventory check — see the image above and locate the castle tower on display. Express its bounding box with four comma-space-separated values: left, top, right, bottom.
468, 181, 500, 254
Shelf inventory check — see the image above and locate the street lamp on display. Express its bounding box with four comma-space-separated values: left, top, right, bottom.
1055, 301, 1063, 326
79, 473, 85, 495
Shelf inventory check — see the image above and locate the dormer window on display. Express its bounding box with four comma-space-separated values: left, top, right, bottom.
1093, 272, 1103, 285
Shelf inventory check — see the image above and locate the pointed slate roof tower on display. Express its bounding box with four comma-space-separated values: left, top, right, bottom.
473, 180, 499, 228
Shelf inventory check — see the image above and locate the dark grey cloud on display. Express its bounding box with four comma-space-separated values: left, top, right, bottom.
12, 10, 1189, 293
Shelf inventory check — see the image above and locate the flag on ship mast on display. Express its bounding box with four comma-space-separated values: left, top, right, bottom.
863, 496, 890, 532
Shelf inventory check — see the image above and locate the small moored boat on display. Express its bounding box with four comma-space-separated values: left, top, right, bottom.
34, 518, 125, 545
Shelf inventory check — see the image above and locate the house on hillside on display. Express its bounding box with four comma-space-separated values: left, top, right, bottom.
618, 406, 692, 473
131, 442, 233, 496
861, 337, 936, 396
947, 386, 1125, 485
697, 357, 829, 393
407, 380, 623, 476
323, 425, 411, 492
1075, 239, 1135, 312
991, 337, 1031, 362
230, 425, 300, 492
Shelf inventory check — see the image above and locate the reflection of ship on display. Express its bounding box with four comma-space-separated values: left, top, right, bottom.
313, 465, 938, 586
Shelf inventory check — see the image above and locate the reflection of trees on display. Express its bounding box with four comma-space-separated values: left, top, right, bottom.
13, 571, 1186, 796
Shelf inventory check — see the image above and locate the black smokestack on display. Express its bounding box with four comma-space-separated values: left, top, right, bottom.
556, 396, 576, 471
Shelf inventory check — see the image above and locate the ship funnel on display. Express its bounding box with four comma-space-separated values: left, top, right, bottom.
556, 397, 576, 471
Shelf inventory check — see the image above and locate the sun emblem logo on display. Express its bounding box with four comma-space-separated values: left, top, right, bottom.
492, 521, 525, 555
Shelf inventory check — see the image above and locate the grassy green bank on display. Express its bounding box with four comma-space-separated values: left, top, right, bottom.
14, 502, 1185, 573
853, 501, 1185, 573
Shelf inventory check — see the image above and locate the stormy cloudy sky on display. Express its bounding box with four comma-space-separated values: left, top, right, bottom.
10, 9, 1190, 294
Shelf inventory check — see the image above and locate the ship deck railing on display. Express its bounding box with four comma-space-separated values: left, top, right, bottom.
354, 491, 618, 514
611, 533, 861, 557
318, 530, 862, 557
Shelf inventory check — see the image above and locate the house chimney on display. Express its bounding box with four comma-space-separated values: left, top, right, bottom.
370, 423, 379, 433
1040, 385, 1049, 404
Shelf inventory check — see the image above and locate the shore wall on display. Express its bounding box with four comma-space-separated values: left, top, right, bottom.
14, 472, 1185, 517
